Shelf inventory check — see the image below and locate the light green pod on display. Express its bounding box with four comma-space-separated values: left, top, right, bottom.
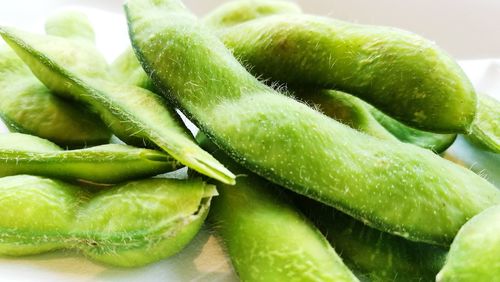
0, 27, 235, 185
298, 89, 399, 141
110, 47, 155, 90
367, 104, 457, 153
300, 89, 456, 153
110, 50, 455, 153
0, 48, 110, 147
115, 2, 454, 153
126, 0, 500, 245
0, 133, 179, 184
0, 175, 216, 267
199, 135, 358, 282
0, 175, 83, 255
297, 197, 447, 282
74, 177, 216, 267
108, 0, 301, 90
211, 14, 476, 133
436, 205, 500, 282
204, 0, 301, 29
465, 95, 500, 153
206, 0, 456, 151
45, 10, 96, 44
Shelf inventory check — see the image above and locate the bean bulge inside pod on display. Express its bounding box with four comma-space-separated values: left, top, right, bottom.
0, 174, 216, 267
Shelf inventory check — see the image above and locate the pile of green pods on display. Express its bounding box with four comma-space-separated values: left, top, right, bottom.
0, 0, 498, 280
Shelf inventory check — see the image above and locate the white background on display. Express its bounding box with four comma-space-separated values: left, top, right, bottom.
2, 0, 500, 58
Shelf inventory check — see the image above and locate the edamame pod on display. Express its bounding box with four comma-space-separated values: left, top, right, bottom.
198, 135, 358, 282
297, 197, 447, 282
210, 14, 476, 133
0, 27, 235, 184
465, 95, 500, 153
109, 49, 455, 153
0, 48, 110, 147
204, 0, 301, 29
45, 10, 96, 44
126, 0, 500, 245
301, 89, 456, 153
111, 47, 155, 90
0, 175, 216, 267
109, 0, 301, 90
206, 0, 456, 151
114, 1, 453, 152
298, 89, 398, 141
436, 205, 500, 282
367, 104, 457, 153
0, 175, 83, 256
107, 51, 436, 152
0, 133, 179, 183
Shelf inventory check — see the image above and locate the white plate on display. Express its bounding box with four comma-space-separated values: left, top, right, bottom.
0, 1, 499, 281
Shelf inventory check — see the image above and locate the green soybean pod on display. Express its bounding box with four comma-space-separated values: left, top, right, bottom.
111, 1, 298, 90
0, 27, 235, 185
73, 177, 216, 267
110, 47, 155, 90
109, 0, 300, 90
114, 49, 455, 152
210, 14, 476, 133
465, 95, 500, 153
198, 135, 358, 282
45, 10, 96, 44
0, 175, 216, 267
296, 197, 447, 282
204, 0, 301, 29
126, 0, 500, 245
367, 104, 457, 153
301, 89, 457, 153
115, 3, 454, 153
0, 175, 84, 255
0, 48, 110, 147
0, 133, 179, 184
209, 0, 464, 147
436, 205, 500, 282
297, 89, 399, 141
206, 0, 456, 151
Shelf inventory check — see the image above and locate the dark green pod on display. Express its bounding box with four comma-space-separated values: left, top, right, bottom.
126, 0, 500, 245
199, 135, 358, 282
212, 14, 476, 133
0, 27, 235, 185
0, 175, 216, 267
436, 205, 500, 282
296, 197, 447, 282
0, 133, 179, 184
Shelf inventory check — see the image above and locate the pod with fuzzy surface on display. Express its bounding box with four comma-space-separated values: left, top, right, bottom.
0, 174, 216, 267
